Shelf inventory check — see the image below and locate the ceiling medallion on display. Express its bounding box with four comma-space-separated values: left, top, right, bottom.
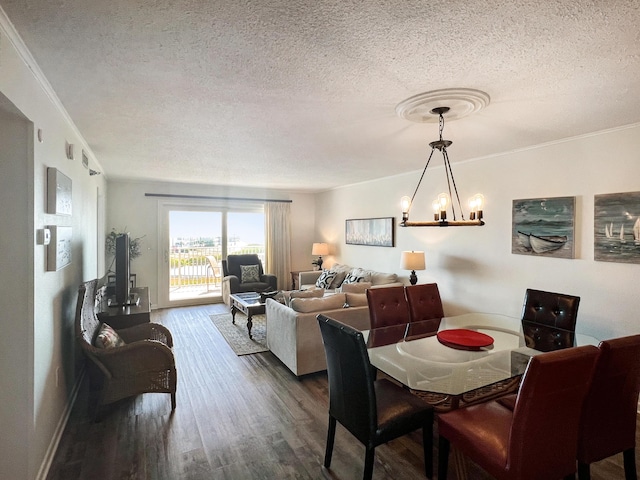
397, 89, 490, 228
395, 88, 490, 123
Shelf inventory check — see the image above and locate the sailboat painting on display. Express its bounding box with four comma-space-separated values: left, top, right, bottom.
512, 197, 575, 259
594, 191, 640, 264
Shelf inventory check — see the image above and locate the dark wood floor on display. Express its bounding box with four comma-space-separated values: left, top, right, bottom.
47, 304, 638, 479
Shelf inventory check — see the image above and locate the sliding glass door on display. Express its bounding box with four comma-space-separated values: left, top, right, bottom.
158, 201, 264, 307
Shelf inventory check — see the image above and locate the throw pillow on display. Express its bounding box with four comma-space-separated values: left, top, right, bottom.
315, 269, 337, 289
95, 323, 126, 349
240, 264, 261, 283
327, 264, 352, 289
342, 269, 365, 285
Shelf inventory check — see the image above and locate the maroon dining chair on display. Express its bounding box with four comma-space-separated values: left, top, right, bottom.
577, 334, 640, 480
366, 285, 410, 329
521, 288, 580, 352
438, 345, 599, 480
405, 283, 444, 333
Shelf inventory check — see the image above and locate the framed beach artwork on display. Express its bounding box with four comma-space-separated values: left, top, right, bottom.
47, 167, 72, 215
46, 225, 72, 271
345, 217, 395, 247
594, 191, 640, 264
512, 196, 576, 259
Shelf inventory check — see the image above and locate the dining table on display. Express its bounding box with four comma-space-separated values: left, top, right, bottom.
363, 312, 599, 479
364, 312, 598, 409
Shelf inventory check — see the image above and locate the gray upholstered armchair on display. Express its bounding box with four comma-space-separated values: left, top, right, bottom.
221, 254, 277, 304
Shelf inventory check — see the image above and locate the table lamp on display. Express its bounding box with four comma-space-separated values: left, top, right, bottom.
312, 242, 329, 270
401, 250, 425, 285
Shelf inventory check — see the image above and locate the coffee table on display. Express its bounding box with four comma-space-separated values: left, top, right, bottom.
229, 292, 266, 339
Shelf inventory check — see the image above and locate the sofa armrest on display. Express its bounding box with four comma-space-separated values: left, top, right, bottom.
266, 299, 300, 372
298, 270, 321, 288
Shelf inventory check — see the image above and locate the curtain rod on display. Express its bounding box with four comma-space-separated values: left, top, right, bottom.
144, 193, 292, 203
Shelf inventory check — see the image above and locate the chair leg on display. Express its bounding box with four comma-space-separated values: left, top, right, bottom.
623, 448, 637, 480
438, 436, 450, 480
170, 392, 176, 411
578, 461, 590, 480
363, 447, 375, 480
324, 416, 336, 468
423, 420, 433, 479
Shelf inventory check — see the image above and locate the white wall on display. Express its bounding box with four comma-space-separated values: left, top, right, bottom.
315, 125, 640, 341
0, 14, 106, 480
0, 94, 32, 480
106, 180, 316, 307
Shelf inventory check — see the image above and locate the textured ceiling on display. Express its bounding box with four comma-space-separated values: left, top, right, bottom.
2, 0, 640, 192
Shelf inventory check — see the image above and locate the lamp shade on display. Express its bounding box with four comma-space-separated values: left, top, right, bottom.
312, 242, 329, 256
400, 251, 425, 271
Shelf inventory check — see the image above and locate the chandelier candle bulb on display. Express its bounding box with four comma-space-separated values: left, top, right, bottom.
474, 194, 485, 220
437, 192, 450, 221
432, 199, 441, 221
401, 196, 412, 223
468, 196, 477, 220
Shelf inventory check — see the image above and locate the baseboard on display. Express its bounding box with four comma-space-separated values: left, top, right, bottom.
36, 369, 85, 480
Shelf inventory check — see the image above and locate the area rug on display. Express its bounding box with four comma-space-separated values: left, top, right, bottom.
210, 313, 268, 356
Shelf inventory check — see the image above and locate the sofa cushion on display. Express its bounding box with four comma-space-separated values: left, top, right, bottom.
345, 292, 369, 307
315, 269, 337, 289
95, 323, 126, 349
290, 293, 346, 313
341, 281, 372, 294
283, 288, 325, 306
240, 264, 261, 283
368, 271, 398, 285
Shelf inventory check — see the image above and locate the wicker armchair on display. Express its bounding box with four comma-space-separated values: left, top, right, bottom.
75, 279, 177, 418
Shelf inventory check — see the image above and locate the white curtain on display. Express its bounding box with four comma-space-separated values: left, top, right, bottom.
265, 201, 291, 291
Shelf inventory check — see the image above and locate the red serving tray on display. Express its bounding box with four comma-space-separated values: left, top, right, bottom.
437, 329, 494, 350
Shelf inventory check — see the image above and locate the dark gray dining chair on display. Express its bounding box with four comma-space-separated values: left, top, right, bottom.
317, 314, 434, 480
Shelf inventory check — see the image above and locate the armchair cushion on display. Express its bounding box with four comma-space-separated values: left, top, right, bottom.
95, 323, 126, 349
240, 264, 261, 283
221, 254, 278, 304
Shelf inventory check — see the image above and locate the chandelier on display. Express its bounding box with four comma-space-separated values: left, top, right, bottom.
397, 90, 487, 227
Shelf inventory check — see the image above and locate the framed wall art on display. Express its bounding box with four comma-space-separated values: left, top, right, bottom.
47, 225, 72, 271
594, 191, 640, 264
47, 167, 72, 215
512, 196, 575, 259
345, 217, 395, 247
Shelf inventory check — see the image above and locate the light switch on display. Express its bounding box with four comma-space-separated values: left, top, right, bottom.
38, 228, 51, 245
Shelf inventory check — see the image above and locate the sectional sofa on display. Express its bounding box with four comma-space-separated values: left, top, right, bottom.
266, 264, 403, 376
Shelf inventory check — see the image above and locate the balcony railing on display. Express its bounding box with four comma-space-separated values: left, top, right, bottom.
170, 245, 265, 290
